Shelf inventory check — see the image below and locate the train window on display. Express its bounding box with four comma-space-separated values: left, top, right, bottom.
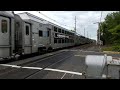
66, 31, 68, 34
72, 33, 74, 36
58, 39, 61, 43
65, 39, 67, 43
55, 33, 57, 37
1, 20, 8, 33
47, 30, 49, 37
47, 28, 51, 37
39, 30, 43, 37
62, 30, 64, 33
58, 28, 61, 33
62, 39, 64, 43
68, 39, 69, 43
66, 40, 68, 43
65, 31, 67, 34
71, 39, 72, 43
68, 39, 71, 43
54, 27, 57, 32
70, 39, 71, 43
43, 31, 47, 37
67, 32, 69, 35
26, 25, 29, 35
68, 32, 70, 35
54, 38, 57, 43
72, 40, 74, 43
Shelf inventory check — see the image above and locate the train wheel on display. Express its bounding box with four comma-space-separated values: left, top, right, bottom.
38, 49, 42, 55
38, 48, 45, 55
48, 47, 53, 53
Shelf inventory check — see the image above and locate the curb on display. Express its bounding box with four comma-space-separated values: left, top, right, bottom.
103, 51, 120, 54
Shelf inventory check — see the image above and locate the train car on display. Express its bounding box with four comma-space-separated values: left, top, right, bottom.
14, 13, 31, 55
50, 23, 75, 50
0, 11, 15, 60
17, 12, 75, 53
16, 12, 51, 54
0, 11, 92, 61
74, 34, 90, 46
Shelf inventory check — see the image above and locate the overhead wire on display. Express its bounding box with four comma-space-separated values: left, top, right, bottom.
37, 11, 74, 30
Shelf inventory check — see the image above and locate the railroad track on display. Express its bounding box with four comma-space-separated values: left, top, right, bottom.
24, 55, 72, 79
0, 51, 74, 79
0, 44, 91, 64
0, 44, 93, 79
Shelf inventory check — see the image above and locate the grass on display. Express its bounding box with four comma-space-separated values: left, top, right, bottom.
102, 45, 120, 52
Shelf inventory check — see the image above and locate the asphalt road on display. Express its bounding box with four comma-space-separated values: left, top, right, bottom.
0, 44, 120, 79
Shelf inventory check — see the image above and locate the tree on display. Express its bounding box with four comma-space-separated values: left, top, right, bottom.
99, 11, 120, 45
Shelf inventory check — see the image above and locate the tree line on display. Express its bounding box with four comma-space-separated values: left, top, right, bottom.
99, 11, 120, 45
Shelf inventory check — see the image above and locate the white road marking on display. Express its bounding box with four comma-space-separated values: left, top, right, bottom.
0, 64, 83, 76
45, 68, 82, 75
11, 66, 21, 68
22, 67, 43, 70
61, 73, 67, 79
0, 64, 21, 68
74, 55, 86, 57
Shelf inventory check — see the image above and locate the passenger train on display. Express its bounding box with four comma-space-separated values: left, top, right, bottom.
0, 11, 93, 61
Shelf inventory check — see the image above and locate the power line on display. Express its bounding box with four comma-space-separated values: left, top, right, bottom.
37, 11, 74, 30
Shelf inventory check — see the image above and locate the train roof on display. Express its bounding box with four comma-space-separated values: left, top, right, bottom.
0, 11, 14, 18
17, 12, 75, 34
75, 33, 86, 38
17, 12, 47, 24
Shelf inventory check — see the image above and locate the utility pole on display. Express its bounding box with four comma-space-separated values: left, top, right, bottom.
75, 16, 76, 33
93, 11, 103, 46
99, 11, 103, 46
74, 16, 77, 45
87, 31, 88, 38
84, 28, 85, 37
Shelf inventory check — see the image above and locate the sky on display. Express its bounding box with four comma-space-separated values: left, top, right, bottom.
14, 11, 117, 40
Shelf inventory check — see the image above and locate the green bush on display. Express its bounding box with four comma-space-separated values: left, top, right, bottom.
102, 45, 120, 52
112, 45, 120, 52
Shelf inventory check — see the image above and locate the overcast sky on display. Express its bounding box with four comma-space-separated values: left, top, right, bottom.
15, 11, 117, 40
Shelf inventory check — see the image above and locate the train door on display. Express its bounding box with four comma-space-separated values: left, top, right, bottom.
47, 28, 51, 44
24, 22, 32, 54
0, 16, 11, 58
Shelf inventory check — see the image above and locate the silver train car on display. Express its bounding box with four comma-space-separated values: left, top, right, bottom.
0, 11, 92, 61
0, 11, 15, 60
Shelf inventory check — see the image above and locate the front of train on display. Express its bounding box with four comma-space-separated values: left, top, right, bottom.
0, 11, 17, 61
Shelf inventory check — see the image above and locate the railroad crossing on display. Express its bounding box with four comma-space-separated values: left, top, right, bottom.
0, 44, 120, 79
